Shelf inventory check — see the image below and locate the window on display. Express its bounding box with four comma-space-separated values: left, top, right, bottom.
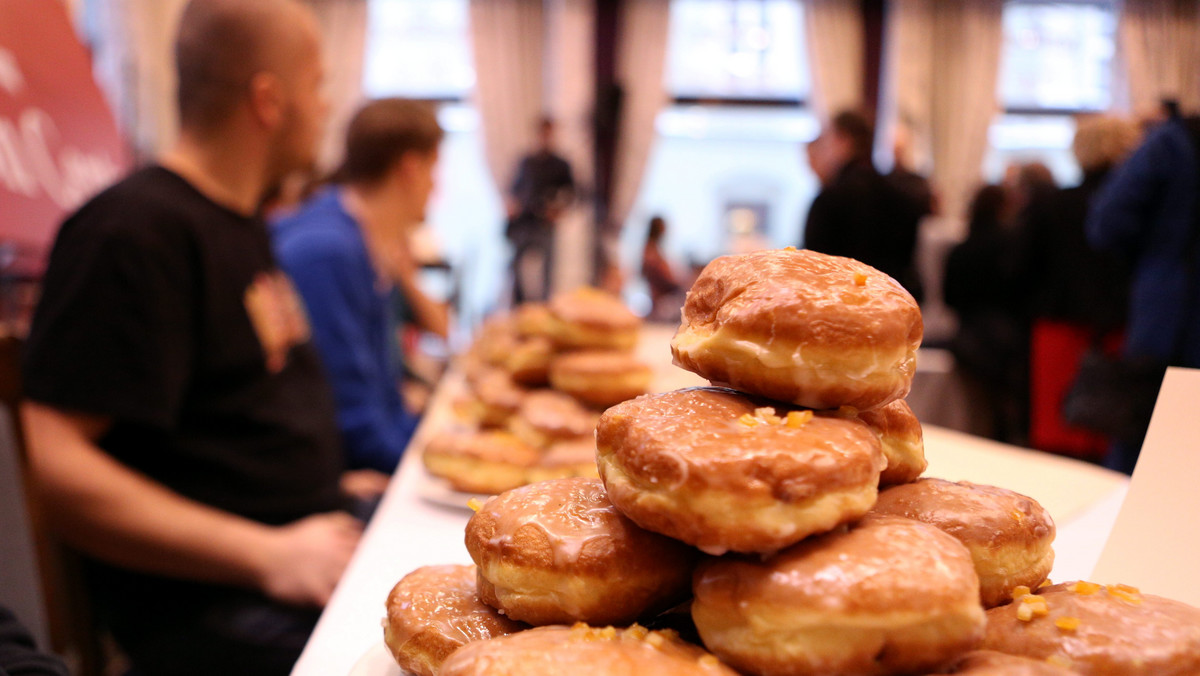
984, 0, 1118, 186
363, 0, 474, 100
667, 0, 809, 102
999, 0, 1116, 112
364, 0, 502, 327
621, 0, 815, 315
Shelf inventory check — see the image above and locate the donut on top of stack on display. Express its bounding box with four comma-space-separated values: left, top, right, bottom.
548, 286, 641, 352
671, 248, 922, 411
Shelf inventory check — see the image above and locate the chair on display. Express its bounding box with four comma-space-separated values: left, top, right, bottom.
0, 335, 107, 676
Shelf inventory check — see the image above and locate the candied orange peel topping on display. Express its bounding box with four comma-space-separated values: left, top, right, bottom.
466, 497, 483, 512
1107, 583, 1143, 605
1039, 578, 1054, 588
1011, 585, 1032, 601
753, 407, 783, 425
739, 414, 760, 427
1055, 616, 1081, 631
1068, 581, 1102, 595
853, 272, 868, 286
786, 410, 814, 428
1017, 595, 1049, 621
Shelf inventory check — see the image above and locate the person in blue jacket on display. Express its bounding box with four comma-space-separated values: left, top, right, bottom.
274, 99, 448, 474
1086, 114, 1200, 473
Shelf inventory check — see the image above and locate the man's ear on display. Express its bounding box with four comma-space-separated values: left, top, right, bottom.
247, 71, 286, 130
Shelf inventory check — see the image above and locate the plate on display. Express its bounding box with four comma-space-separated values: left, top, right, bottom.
347, 640, 408, 676
416, 474, 491, 511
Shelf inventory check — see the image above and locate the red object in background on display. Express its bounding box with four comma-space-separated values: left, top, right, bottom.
1029, 320, 1120, 459
0, 0, 129, 277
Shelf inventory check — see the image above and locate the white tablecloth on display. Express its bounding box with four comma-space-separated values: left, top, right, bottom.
290, 328, 1129, 676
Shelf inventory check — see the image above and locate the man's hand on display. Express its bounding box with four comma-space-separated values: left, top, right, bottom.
258, 512, 363, 607
340, 469, 390, 500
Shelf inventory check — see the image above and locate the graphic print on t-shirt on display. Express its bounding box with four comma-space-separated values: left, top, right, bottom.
243, 270, 311, 373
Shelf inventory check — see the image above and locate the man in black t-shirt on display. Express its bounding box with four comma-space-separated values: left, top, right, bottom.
21, 2, 359, 674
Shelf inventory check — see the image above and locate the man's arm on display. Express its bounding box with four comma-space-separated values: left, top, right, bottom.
390, 237, 449, 338
22, 403, 360, 607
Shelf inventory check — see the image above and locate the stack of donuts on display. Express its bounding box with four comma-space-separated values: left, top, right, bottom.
424, 286, 654, 495
387, 249, 1200, 676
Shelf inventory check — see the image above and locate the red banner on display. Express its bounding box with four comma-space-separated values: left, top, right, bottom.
0, 0, 128, 276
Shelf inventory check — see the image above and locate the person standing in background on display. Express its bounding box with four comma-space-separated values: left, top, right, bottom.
1022, 116, 1139, 457
802, 111, 923, 301
20, 2, 363, 673
1087, 112, 1200, 473
274, 99, 448, 475
506, 117, 576, 304
943, 184, 1030, 445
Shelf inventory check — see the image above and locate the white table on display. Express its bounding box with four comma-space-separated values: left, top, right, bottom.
290, 329, 1129, 676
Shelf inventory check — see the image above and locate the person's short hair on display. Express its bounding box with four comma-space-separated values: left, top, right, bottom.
175, 0, 275, 131
830, 110, 874, 162
1072, 115, 1141, 172
334, 99, 444, 185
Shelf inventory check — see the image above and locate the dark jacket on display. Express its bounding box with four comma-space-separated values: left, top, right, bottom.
804, 160, 923, 300
1023, 170, 1129, 330
1088, 118, 1200, 366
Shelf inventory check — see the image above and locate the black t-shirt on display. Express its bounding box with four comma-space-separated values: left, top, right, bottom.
24, 166, 346, 525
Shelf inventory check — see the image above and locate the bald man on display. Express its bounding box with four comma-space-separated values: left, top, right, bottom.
21, 1, 356, 674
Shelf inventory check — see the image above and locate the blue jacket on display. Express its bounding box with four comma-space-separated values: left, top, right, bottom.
272, 188, 418, 472
1087, 119, 1200, 367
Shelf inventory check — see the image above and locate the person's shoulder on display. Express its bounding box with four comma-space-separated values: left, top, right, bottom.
57, 166, 204, 251
273, 192, 363, 265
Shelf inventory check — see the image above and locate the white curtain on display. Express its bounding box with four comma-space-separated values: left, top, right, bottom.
544, 0, 595, 292
85, 0, 187, 159
469, 0, 546, 199
884, 0, 1003, 237
1120, 0, 1200, 116
306, 0, 369, 172
610, 0, 670, 234
803, 0, 864, 124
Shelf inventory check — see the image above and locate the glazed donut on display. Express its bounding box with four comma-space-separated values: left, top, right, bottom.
508, 389, 599, 449
525, 437, 600, 483
549, 350, 653, 409
983, 582, 1200, 675
472, 315, 520, 366
692, 514, 985, 676
871, 478, 1055, 608
383, 564, 526, 676
547, 287, 640, 351
464, 368, 527, 427
505, 337, 554, 387
439, 624, 739, 676
596, 387, 886, 554
422, 430, 541, 495
464, 477, 696, 626
856, 399, 926, 486
671, 248, 923, 411
514, 302, 555, 339
943, 650, 1081, 675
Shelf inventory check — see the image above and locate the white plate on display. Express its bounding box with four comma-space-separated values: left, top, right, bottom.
416, 474, 491, 511
347, 640, 408, 676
